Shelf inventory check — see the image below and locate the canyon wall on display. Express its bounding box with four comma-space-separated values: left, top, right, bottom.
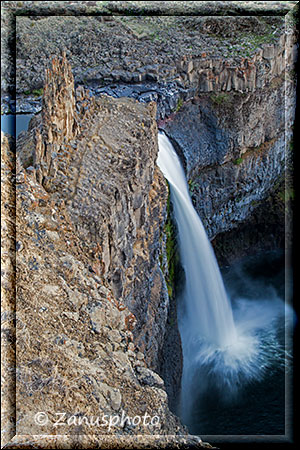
2, 55, 206, 448
9, 9, 297, 262
1, 7, 296, 115
27, 54, 172, 373
163, 87, 287, 241
162, 14, 296, 257
10, 10, 297, 250
12, 15, 293, 96
1, 3, 297, 447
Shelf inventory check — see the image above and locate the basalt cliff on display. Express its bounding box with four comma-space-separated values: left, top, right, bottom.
7, 4, 298, 264
2, 55, 206, 449
1, 2, 298, 449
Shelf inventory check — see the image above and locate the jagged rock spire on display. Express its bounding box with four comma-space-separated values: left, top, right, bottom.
35, 52, 77, 189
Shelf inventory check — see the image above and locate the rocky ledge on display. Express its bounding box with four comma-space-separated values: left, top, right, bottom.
1, 2, 298, 114
1, 55, 194, 448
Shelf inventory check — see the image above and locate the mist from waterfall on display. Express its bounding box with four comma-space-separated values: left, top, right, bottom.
157, 132, 292, 431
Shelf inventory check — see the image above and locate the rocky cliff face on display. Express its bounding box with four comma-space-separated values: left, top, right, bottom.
10, 8, 297, 257
10, 8, 297, 253
1, 3, 297, 447
162, 16, 296, 248
23, 54, 172, 373
12, 15, 291, 96
2, 5, 296, 115
1, 56, 203, 448
163, 88, 286, 241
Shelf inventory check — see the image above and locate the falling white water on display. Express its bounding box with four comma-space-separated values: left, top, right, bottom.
157, 132, 290, 427
157, 132, 237, 348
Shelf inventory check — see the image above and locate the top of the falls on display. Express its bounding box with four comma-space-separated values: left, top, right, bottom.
157, 133, 190, 199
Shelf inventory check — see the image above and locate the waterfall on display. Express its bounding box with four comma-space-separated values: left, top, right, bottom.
157, 132, 289, 429
157, 132, 237, 348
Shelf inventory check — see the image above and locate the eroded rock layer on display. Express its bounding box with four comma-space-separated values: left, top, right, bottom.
28, 54, 171, 372
1, 56, 192, 447
162, 20, 296, 248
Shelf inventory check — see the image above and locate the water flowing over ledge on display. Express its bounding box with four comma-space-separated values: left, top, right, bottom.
157, 132, 292, 433
157, 132, 237, 348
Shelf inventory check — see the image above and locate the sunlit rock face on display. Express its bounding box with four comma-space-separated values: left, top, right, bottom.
22, 55, 172, 373
4, 56, 192, 447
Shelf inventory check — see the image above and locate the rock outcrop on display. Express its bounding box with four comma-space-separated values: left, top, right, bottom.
1, 3, 297, 114
8, 2, 298, 247
9, 5, 297, 257
1, 56, 198, 448
25, 54, 170, 373
162, 87, 286, 240
161, 15, 297, 248
15, 15, 287, 96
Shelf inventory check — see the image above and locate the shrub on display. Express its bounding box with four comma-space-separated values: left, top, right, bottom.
233, 157, 243, 165
176, 97, 183, 112
32, 88, 44, 97
211, 93, 230, 105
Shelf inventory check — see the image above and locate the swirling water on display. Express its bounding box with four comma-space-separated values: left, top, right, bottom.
157, 132, 293, 435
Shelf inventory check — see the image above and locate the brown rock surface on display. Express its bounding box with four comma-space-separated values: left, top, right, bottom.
1, 56, 194, 448
1, 132, 17, 446
14, 158, 177, 437
30, 55, 170, 372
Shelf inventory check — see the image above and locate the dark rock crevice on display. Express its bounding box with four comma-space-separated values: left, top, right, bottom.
156, 196, 185, 414
212, 178, 286, 267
